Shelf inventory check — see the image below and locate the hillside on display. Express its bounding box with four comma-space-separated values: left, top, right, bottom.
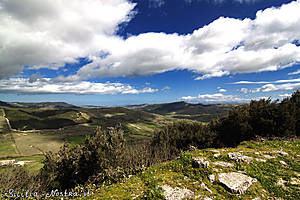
0, 101, 80, 109
76, 139, 300, 200
0, 102, 173, 161
129, 101, 234, 122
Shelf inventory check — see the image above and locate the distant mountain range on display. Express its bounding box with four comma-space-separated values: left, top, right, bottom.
0, 101, 80, 109
0, 100, 235, 124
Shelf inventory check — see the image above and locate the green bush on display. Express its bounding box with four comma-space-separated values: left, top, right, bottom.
150, 120, 216, 161
39, 126, 127, 190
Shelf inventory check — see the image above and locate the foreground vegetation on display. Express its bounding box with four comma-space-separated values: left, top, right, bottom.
77, 139, 300, 200
1, 91, 300, 199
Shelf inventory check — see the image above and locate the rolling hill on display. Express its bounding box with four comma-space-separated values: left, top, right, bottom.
128, 101, 235, 122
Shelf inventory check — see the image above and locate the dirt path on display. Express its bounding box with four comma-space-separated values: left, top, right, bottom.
0, 108, 10, 132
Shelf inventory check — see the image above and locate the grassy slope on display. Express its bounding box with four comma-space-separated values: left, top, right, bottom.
0, 106, 173, 173
135, 101, 234, 122
78, 139, 300, 200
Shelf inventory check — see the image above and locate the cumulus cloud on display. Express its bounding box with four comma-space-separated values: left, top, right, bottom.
181, 93, 249, 103
218, 88, 227, 93
70, 0, 300, 81
0, 78, 158, 95
0, 0, 135, 79
195, 71, 229, 80
1, 0, 300, 82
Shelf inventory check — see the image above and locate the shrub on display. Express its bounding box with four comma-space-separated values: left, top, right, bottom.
39, 126, 127, 190
150, 120, 216, 161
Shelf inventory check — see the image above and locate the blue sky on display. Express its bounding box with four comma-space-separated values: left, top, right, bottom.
0, 0, 300, 106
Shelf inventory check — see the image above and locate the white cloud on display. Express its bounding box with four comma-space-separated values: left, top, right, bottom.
195, 71, 229, 80
279, 93, 292, 97
218, 88, 227, 93
288, 69, 300, 75
71, 0, 300, 81
149, 0, 165, 8
1, 0, 300, 82
0, 0, 136, 79
162, 86, 171, 91
261, 83, 300, 92
240, 88, 249, 93
0, 78, 158, 95
233, 81, 270, 84
233, 78, 300, 85
181, 93, 249, 103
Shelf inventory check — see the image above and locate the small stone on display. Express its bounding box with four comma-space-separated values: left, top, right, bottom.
263, 154, 276, 159
254, 152, 260, 155
279, 160, 288, 167
202, 198, 213, 200
228, 152, 253, 163
214, 161, 234, 168
210, 150, 219, 154
208, 174, 215, 184
213, 153, 221, 158
218, 172, 257, 194
273, 150, 289, 156
255, 158, 266, 162
15, 161, 25, 166
252, 198, 261, 200
193, 157, 210, 168
161, 185, 194, 200
200, 182, 212, 193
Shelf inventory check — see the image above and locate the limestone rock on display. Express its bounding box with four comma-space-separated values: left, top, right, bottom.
193, 157, 210, 168
213, 153, 221, 158
218, 172, 257, 194
200, 182, 212, 193
279, 160, 288, 167
202, 197, 213, 200
255, 158, 266, 162
15, 161, 25, 166
208, 174, 215, 184
273, 150, 289, 156
161, 185, 194, 200
263, 154, 276, 159
228, 152, 253, 163
214, 161, 234, 168
210, 150, 219, 154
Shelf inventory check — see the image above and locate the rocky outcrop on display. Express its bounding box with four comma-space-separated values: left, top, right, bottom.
161, 185, 194, 200
218, 172, 257, 194
228, 152, 253, 163
214, 161, 234, 168
193, 157, 210, 168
